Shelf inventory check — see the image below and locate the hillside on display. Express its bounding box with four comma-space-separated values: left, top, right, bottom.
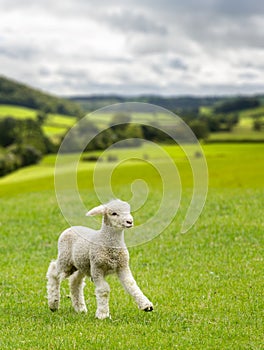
0, 105, 77, 140
0, 75, 82, 116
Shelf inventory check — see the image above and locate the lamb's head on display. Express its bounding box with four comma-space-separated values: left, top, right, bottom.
86, 199, 133, 229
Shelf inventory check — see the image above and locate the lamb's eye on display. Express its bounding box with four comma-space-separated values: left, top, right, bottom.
111, 212, 118, 216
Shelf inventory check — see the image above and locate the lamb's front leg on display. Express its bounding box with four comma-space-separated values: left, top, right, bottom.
92, 266, 110, 320
117, 267, 153, 312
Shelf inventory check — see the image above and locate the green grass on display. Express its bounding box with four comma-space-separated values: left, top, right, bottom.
0, 104, 77, 139
0, 143, 263, 349
206, 106, 264, 142
0, 105, 37, 119
208, 129, 264, 142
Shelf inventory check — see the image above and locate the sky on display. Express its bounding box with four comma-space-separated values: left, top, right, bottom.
0, 0, 264, 96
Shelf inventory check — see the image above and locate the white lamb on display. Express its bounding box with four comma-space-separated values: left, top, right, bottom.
46, 199, 153, 319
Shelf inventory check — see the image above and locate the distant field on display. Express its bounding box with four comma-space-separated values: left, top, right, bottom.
0, 104, 77, 139
89, 111, 177, 126
203, 105, 264, 142
1, 103, 264, 143
0, 143, 263, 196
0, 143, 263, 349
0, 105, 37, 119
208, 129, 264, 142
71, 108, 264, 142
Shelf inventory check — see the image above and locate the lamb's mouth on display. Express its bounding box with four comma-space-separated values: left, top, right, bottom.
124, 224, 133, 228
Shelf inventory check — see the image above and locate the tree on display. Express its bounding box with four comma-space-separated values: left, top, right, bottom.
188, 120, 209, 140
10, 144, 42, 166
141, 123, 170, 143
0, 117, 19, 147
118, 124, 143, 147
36, 111, 48, 125
253, 119, 262, 131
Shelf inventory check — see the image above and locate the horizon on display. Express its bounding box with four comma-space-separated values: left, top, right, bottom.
2, 74, 264, 100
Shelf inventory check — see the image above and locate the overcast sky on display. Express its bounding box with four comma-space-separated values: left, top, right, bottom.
0, 0, 264, 96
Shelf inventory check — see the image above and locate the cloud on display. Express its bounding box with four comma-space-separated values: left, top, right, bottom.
0, 43, 38, 60
0, 0, 263, 96
168, 57, 188, 71
103, 9, 167, 35
214, 0, 264, 17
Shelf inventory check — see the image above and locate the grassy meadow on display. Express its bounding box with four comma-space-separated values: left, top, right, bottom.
206, 105, 264, 142
0, 105, 77, 141
0, 142, 263, 349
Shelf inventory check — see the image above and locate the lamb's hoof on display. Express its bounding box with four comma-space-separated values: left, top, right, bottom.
50, 307, 58, 312
95, 310, 110, 320
49, 300, 59, 312
144, 306, 153, 312
75, 306, 87, 313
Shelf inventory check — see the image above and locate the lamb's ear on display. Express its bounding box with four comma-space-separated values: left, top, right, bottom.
86, 205, 106, 216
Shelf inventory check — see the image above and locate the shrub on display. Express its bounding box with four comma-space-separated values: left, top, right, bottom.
107, 154, 118, 162
82, 155, 100, 162
188, 120, 209, 140
10, 145, 42, 166
0, 144, 42, 177
253, 120, 263, 131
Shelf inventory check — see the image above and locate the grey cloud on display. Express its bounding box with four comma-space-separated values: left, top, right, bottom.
87, 55, 133, 64
199, 82, 264, 96
0, 44, 38, 60
138, 0, 264, 17
214, 0, 264, 17
172, 12, 264, 52
168, 57, 188, 71
149, 57, 188, 77
129, 34, 169, 55
0, 0, 55, 11
56, 68, 91, 80
239, 72, 259, 80
133, 0, 264, 51
3, 0, 264, 18
38, 66, 52, 76
104, 10, 167, 35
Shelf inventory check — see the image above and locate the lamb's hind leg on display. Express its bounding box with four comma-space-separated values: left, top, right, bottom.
46, 260, 61, 311
69, 271, 87, 313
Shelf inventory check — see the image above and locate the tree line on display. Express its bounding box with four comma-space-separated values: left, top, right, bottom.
60, 113, 172, 153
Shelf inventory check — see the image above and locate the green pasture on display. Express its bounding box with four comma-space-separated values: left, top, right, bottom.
84, 108, 264, 142
0, 105, 38, 119
0, 104, 77, 138
1, 103, 264, 143
0, 143, 263, 349
205, 105, 264, 142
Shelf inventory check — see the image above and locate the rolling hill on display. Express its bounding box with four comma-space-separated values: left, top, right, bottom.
0, 75, 82, 116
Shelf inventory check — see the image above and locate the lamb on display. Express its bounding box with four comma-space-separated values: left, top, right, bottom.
46, 199, 153, 319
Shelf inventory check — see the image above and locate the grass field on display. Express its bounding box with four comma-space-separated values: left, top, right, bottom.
1, 103, 264, 143
0, 104, 77, 139
204, 106, 264, 142
0, 143, 263, 349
